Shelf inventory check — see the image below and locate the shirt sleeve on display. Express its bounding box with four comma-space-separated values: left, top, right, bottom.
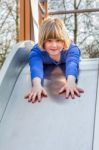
29, 50, 43, 80
65, 46, 80, 80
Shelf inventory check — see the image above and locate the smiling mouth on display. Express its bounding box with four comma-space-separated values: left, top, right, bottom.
48, 51, 60, 56
49, 49, 62, 53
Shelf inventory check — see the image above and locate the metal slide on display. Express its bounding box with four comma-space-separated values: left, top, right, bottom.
0, 41, 99, 150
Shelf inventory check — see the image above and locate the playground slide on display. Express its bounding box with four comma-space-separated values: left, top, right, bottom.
0, 41, 99, 150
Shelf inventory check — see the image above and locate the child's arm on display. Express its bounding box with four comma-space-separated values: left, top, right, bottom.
59, 45, 84, 98
59, 75, 84, 99
25, 77, 48, 103
25, 46, 48, 103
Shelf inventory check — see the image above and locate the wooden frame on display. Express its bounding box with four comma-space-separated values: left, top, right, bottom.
19, 0, 31, 41
38, 1, 48, 26
19, 0, 48, 41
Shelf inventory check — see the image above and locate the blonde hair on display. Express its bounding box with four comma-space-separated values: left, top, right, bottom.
38, 17, 70, 50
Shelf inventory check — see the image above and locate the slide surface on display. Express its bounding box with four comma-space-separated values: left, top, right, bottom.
0, 41, 99, 150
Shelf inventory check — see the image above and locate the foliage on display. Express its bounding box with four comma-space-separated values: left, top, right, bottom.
0, 0, 18, 68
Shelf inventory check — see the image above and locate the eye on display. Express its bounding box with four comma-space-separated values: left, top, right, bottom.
56, 39, 61, 42
47, 39, 52, 42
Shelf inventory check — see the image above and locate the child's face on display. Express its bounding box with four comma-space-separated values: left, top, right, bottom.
44, 39, 64, 56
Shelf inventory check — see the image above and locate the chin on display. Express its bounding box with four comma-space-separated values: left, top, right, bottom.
49, 51, 60, 55
48, 49, 62, 55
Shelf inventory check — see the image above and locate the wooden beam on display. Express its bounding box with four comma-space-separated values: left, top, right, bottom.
24, 0, 31, 40
19, 0, 48, 41
19, 0, 31, 41
49, 8, 99, 15
38, 1, 48, 26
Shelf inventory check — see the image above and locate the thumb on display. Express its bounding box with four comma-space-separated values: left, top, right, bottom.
58, 87, 65, 94
24, 93, 30, 99
42, 89, 48, 96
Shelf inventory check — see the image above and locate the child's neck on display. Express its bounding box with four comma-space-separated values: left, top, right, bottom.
49, 54, 61, 62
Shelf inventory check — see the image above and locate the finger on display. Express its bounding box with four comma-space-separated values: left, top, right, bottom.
42, 89, 48, 97
28, 93, 34, 102
24, 93, 30, 99
38, 92, 42, 102
58, 87, 65, 94
74, 89, 80, 97
31, 93, 37, 103
70, 89, 75, 99
65, 89, 69, 99
77, 87, 84, 93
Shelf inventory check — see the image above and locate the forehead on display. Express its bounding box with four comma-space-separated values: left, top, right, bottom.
44, 39, 64, 45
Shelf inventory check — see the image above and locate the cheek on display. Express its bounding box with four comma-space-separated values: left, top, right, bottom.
60, 43, 64, 48
44, 45, 48, 50
45, 43, 51, 49
44, 43, 47, 49
58, 44, 64, 48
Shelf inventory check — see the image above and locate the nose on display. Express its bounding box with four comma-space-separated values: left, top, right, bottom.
52, 41, 57, 49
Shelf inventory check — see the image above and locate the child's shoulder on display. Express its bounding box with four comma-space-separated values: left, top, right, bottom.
30, 43, 44, 56
65, 41, 80, 56
31, 43, 41, 52
29, 43, 46, 59
69, 41, 78, 49
29, 44, 41, 58
68, 41, 80, 52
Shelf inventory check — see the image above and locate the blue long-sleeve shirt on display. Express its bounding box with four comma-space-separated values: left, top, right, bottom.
29, 42, 80, 80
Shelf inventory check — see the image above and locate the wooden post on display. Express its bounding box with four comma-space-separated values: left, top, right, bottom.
24, 0, 31, 40
19, 0, 48, 41
19, 0, 31, 41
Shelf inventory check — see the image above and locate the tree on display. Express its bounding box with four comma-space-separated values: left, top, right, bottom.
0, 0, 19, 68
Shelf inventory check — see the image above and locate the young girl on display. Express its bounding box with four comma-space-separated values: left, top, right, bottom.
25, 17, 84, 103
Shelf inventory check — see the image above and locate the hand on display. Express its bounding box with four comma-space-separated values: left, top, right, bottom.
24, 85, 48, 103
58, 81, 84, 99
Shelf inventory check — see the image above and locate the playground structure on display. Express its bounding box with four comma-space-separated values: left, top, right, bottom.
19, 0, 48, 41
0, 0, 99, 150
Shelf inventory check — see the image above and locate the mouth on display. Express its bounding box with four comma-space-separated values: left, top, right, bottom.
48, 50, 60, 55
48, 49, 62, 55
